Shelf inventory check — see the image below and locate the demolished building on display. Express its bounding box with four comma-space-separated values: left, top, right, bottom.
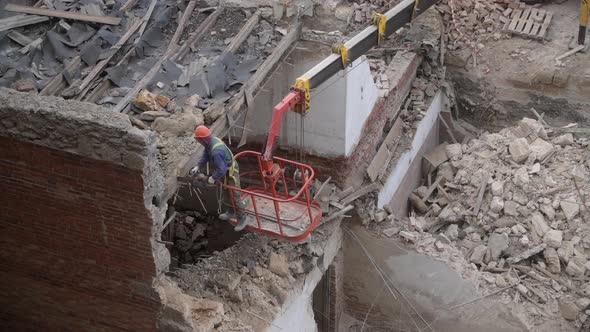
1, 0, 589, 331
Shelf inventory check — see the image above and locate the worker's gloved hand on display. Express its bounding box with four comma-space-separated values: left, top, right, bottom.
205, 176, 218, 188
189, 166, 200, 176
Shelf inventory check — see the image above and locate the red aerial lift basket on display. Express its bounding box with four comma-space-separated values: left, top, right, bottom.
221, 150, 322, 241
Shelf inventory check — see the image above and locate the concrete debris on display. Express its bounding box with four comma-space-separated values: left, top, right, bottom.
544, 247, 561, 274
561, 299, 580, 321
268, 252, 289, 277
544, 229, 563, 249
373, 116, 590, 327
509, 138, 530, 163
132, 89, 168, 112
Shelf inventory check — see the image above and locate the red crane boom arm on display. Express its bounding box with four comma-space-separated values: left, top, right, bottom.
261, 90, 302, 173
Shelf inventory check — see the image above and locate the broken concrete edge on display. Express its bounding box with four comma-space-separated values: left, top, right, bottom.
0, 88, 170, 274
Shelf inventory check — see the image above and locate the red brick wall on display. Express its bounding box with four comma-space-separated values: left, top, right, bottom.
0, 137, 160, 331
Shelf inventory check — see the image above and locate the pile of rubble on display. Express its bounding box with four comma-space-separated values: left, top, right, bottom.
379, 117, 589, 328
437, 0, 525, 51
350, 0, 388, 25
164, 210, 210, 266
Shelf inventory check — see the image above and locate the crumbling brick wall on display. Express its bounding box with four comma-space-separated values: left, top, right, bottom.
0, 89, 169, 331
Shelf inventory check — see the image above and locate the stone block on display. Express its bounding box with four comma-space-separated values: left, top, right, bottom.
470, 245, 487, 265
555, 134, 574, 146
560, 199, 580, 221
558, 241, 574, 263
268, 252, 289, 277
513, 167, 530, 187
544, 247, 561, 274
544, 230, 563, 248
504, 201, 519, 217
529, 138, 554, 161
400, 231, 418, 243
490, 196, 504, 213
560, 299, 579, 321
566, 260, 585, 277
531, 212, 550, 237
509, 138, 530, 163
445, 143, 463, 160
491, 181, 504, 196
488, 233, 509, 261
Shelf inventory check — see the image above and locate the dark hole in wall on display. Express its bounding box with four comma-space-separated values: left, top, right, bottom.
162, 205, 244, 270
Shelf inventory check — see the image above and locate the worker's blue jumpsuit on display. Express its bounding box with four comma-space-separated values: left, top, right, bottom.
197, 137, 246, 219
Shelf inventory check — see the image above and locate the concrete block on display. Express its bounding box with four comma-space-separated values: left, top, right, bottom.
531, 212, 550, 237
544, 247, 561, 274
529, 138, 554, 161
509, 138, 530, 163
560, 199, 580, 221
470, 245, 487, 265
445, 143, 463, 160
544, 230, 563, 249
566, 260, 585, 277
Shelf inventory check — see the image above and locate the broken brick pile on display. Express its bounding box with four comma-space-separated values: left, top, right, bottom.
437, 0, 525, 51
377, 117, 590, 329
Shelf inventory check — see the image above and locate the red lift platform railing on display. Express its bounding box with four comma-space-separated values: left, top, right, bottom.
223, 151, 322, 241
221, 86, 322, 241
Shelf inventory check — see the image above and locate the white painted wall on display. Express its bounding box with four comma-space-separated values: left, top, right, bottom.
248, 43, 378, 157
344, 56, 379, 156
377, 91, 443, 208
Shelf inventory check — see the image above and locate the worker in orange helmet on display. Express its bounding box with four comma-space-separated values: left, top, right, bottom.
190, 125, 249, 231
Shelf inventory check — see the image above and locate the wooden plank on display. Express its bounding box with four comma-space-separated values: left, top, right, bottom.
556, 44, 584, 61
522, 20, 533, 35
113, 5, 214, 113
120, 0, 138, 12
0, 14, 48, 32
175, 7, 224, 61
473, 173, 490, 215
40, 56, 81, 96
7, 31, 33, 46
538, 12, 552, 39
3, 4, 122, 25
514, 18, 527, 33
511, 8, 522, 19
507, 17, 520, 31
530, 23, 540, 36
329, 201, 346, 210
136, 0, 157, 43
223, 10, 260, 55
421, 176, 443, 204
340, 183, 380, 206
166, 0, 197, 54
530, 8, 539, 21
522, 8, 531, 21
62, 20, 142, 97
19, 36, 43, 54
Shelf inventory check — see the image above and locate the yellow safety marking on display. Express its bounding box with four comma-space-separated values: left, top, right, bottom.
581, 0, 589, 27
371, 13, 386, 45
412, 0, 420, 19
294, 76, 310, 114
331, 43, 348, 68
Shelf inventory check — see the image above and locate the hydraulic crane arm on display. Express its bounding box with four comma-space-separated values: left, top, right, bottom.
260, 0, 438, 166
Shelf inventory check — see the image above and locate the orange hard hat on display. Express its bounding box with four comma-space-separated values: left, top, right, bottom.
194, 125, 211, 139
